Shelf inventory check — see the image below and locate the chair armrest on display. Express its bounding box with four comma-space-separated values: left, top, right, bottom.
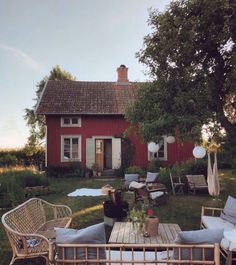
52, 204, 72, 219
201, 206, 224, 217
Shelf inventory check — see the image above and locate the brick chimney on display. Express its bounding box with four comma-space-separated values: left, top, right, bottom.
116, 64, 129, 85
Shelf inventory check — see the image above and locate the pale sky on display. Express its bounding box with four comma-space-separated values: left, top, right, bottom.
0, 0, 172, 148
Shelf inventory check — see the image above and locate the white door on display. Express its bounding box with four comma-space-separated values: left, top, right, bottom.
86, 138, 95, 168
112, 138, 121, 169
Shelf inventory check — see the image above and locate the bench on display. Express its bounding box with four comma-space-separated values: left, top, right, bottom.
1, 198, 72, 265
49, 242, 220, 265
186, 175, 208, 194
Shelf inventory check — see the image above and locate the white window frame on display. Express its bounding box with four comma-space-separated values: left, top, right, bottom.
148, 136, 168, 161
61, 116, 81, 127
61, 135, 82, 162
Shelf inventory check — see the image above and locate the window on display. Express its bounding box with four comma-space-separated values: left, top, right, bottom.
61, 116, 81, 127
61, 135, 81, 162
148, 137, 167, 161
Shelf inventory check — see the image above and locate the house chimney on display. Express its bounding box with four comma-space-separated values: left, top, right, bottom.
117, 64, 129, 85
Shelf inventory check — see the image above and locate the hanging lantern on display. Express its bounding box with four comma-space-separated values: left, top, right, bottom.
166, 136, 175, 144
148, 142, 159, 153
193, 146, 206, 159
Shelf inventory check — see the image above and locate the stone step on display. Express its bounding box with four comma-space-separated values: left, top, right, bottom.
103, 169, 116, 176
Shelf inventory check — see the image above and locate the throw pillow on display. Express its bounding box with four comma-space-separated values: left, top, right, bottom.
146, 172, 159, 183
220, 196, 236, 224
172, 229, 223, 263
55, 222, 106, 264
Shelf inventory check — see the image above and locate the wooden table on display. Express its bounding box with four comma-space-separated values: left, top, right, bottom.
109, 222, 181, 244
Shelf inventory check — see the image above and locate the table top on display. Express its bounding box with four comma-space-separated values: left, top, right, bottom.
109, 222, 181, 244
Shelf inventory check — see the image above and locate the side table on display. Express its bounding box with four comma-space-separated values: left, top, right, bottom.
221, 229, 236, 265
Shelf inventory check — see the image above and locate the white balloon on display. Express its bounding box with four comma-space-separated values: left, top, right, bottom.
148, 142, 159, 153
193, 146, 206, 159
166, 136, 175, 144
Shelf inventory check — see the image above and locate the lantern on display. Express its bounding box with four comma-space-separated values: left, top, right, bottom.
193, 146, 206, 159
148, 142, 159, 153
166, 136, 175, 144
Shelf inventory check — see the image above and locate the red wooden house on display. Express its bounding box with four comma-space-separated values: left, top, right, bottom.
35, 65, 193, 171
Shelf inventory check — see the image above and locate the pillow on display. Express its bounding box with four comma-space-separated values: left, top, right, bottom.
220, 196, 236, 224
172, 229, 223, 263
146, 172, 159, 183
125, 174, 139, 183
55, 222, 106, 264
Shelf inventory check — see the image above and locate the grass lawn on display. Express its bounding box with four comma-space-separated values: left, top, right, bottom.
0, 169, 235, 265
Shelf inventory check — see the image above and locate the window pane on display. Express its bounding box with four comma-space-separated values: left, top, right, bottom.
64, 118, 70, 124
72, 138, 79, 159
71, 118, 78, 124
158, 143, 164, 158
64, 138, 71, 159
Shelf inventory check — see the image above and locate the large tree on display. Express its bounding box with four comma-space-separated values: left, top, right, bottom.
126, 0, 236, 162
24, 65, 76, 149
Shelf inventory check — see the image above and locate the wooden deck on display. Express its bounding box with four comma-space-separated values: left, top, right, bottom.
109, 222, 181, 244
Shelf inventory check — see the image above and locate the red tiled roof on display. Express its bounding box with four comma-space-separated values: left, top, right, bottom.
35, 80, 138, 115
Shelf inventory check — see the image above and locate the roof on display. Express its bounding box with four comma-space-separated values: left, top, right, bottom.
35, 80, 138, 115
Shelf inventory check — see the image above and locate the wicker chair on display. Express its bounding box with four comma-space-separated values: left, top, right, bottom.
1, 198, 72, 265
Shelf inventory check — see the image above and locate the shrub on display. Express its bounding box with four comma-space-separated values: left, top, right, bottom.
46, 163, 85, 178
147, 160, 162, 172
0, 154, 17, 167
178, 159, 208, 176
0, 169, 49, 208
126, 166, 145, 175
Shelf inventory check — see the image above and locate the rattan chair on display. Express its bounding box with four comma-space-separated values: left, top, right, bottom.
1, 198, 72, 265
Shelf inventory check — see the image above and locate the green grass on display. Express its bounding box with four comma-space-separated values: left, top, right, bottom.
0, 169, 235, 265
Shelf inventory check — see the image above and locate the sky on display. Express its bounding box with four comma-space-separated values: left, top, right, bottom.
0, 0, 172, 149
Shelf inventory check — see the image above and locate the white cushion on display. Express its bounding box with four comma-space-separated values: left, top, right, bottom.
221, 237, 236, 251
129, 181, 145, 190
146, 172, 159, 183
202, 216, 234, 230
107, 250, 172, 265
149, 191, 164, 200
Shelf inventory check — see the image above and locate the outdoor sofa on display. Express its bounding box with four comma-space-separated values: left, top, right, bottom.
201, 195, 236, 265
1, 198, 72, 265
49, 222, 221, 265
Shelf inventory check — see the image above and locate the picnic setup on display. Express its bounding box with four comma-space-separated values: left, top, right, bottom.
1, 165, 236, 265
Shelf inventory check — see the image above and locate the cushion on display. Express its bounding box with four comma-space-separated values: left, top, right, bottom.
173, 229, 223, 262
125, 174, 139, 183
124, 174, 139, 189
202, 215, 234, 230
146, 172, 159, 183
220, 196, 236, 224
149, 191, 164, 200
55, 222, 106, 263
129, 181, 146, 190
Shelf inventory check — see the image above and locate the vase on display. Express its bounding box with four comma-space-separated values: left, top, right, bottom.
145, 216, 159, 236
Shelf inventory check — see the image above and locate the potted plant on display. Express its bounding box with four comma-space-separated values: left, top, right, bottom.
128, 204, 146, 232
91, 163, 99, 177
145, 209, 159, 236
97, 166, 102, 177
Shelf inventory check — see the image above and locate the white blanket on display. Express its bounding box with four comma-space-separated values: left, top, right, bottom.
68, 188, 107, 197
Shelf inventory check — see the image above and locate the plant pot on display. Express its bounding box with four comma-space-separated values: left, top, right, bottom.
97, 172, 102, 177
92, 170, 97, 177
145, 216, 159, 236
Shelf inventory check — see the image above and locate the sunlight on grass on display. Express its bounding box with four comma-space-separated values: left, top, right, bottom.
0, 166, 37, 173
72, 204, 103, 217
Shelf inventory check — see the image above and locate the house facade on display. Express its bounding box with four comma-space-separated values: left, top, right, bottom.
36, 65, 194, 170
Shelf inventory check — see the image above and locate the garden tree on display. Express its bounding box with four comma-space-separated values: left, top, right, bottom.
126, 0, 236, 165
24, 65, 76, 149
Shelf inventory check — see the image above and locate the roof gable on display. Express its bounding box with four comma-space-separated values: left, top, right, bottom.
35, 80, 138, 115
